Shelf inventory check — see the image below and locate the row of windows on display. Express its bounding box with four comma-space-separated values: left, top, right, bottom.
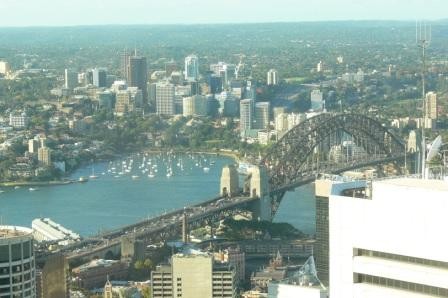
0, 273, 32, 285
0, 241, 33, 263
355, 273, 448, 297
356, 248, 448, 270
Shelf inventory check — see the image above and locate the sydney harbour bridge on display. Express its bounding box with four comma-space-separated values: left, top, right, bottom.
46, 113, 410, 262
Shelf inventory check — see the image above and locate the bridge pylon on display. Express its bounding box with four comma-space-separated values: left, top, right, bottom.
220, 164, 239, 197
248, 165, 272, 221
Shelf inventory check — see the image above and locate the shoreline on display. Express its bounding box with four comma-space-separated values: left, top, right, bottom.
0, 180, 76, 187
0, 149, 242, 188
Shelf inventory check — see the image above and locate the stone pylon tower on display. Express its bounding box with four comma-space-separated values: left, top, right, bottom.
248, 165, 271, 221
220, 165, 239, 197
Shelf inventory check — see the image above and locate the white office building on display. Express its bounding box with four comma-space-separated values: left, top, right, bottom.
184, 55, 199, 81
425, 91, 438, 120
64, 69, 78, 89
325, 177, 448, 298
182, 95, 207, 117
9, 112, 29, 129
0, 61, 11, 75
156, 82, 175, 116
267, 69, 279, 86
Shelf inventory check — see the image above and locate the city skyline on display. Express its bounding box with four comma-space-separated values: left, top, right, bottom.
0, 0, 446, 27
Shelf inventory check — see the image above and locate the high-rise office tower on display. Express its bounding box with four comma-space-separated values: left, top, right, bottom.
240, 98, 255, 137
0, 60, 11, 75
0, 225, 37, 298
210, 62, 235, 88
64, 69, 78, 89
207, 74, 223, 94
317, 61, 324, 73
36, 254, 70, 298
182, 95, 207, 117
425, 91, 437, 120
121, 50, 130, 80
184, 55, 199, 81
316, 176, 448, 298
129, 55, 148, 107
267, 69, 279, 86
156, 82, 175, 116
254, 102, 270, 129
92, 68, 107, 88
85, 70, 94, 85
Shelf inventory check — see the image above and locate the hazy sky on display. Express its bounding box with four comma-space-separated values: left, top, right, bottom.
0, 0, 446, 27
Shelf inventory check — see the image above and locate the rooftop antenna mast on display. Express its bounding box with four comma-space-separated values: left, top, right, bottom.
416, 20, 431, 179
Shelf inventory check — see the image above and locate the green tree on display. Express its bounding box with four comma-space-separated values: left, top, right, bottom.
143, 259, 153, 270
134, 260, 144, 271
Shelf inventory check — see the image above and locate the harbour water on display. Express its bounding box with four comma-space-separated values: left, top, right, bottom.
0, 153, 315, 237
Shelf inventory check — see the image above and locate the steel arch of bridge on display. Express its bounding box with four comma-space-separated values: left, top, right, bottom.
261, 113, 405, 193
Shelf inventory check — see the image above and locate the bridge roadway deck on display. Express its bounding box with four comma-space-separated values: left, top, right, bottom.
63, 195, 258, 260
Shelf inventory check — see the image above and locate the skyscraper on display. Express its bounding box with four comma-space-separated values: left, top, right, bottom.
92, 68, 107, 88
121, 50, 130, 80
317, 61, 324, 73
0, 60, 11, 75
36, 254, 70, 298
254, 102, 270, 129
64, 69, 78, 89
267, 69, 279, 86
425, 91, 437, 120
322, 177, 448, 298
0, 225, 37, 298
128, 55, 148, 107
184, 55, 199, 81
156, 82, 175, 116
240, 98, 255, 137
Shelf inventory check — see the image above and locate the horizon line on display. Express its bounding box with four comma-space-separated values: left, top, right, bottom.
0, 18, 445, 29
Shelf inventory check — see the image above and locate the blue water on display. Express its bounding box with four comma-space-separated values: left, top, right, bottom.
0, 153, 315, 237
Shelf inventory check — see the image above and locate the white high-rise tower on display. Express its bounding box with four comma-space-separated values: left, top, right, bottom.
184, 55, 199, 81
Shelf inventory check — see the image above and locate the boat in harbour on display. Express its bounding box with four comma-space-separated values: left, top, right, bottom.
89, 165, 98, 179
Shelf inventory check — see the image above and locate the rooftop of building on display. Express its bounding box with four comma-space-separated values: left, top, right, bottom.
376, 177, 448, 192
73, 259, 120, 272
176, 245, 209, 257
32, 217, 80, 240
0, 225, 33, 239
252, 268, 286, 280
